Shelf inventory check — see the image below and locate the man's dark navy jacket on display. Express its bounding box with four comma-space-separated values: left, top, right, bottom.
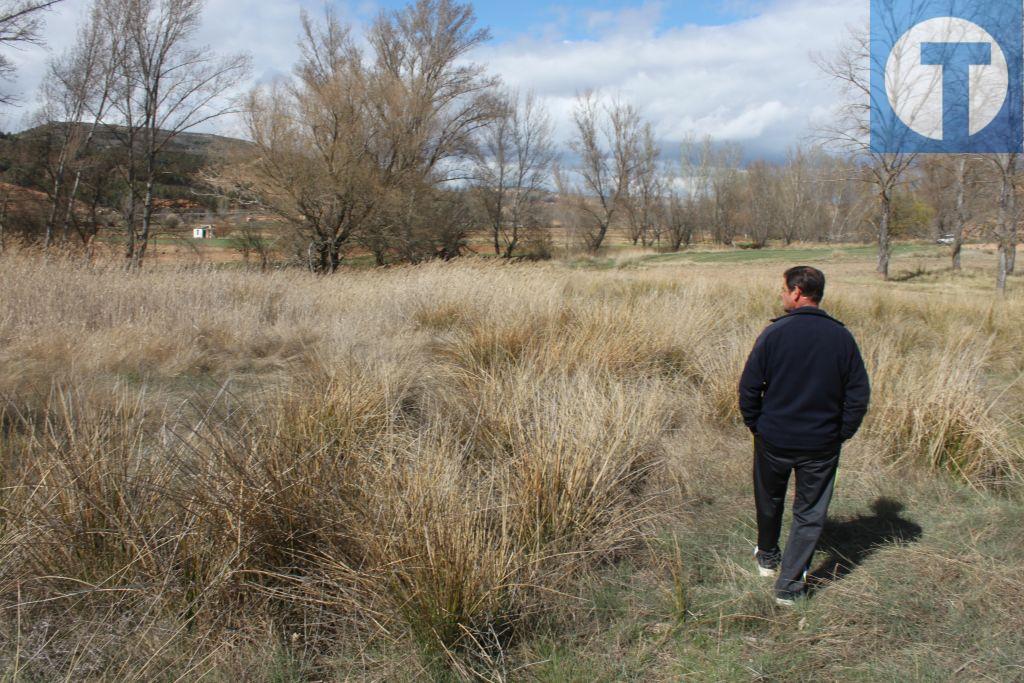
738, 306, 870, 454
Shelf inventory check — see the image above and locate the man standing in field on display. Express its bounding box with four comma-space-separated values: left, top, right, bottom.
738, 266, 870, 606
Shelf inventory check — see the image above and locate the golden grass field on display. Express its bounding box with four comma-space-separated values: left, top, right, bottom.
0, 242, 1022, 680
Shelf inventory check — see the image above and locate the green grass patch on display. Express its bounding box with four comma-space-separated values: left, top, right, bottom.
642, 244, 936, 266
510, 449, 1024, 682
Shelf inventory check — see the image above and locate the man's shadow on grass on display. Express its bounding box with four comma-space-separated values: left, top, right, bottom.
807, 497, 923, 593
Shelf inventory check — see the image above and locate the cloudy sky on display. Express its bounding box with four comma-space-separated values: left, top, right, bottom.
0, 0, 867, 160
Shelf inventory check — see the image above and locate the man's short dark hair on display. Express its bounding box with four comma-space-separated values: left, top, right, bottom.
784, 266, 825, 303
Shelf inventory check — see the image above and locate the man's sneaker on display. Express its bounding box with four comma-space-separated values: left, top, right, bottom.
774, 588, 806, 606
775, 568, 811, 606
754, 546, 781, 578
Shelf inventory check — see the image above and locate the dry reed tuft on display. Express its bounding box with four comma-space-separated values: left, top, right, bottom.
0, 248, 1022, 677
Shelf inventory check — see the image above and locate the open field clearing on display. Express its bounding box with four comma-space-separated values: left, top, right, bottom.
1, 245, 1022, 680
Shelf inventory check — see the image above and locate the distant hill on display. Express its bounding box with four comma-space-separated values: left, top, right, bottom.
0, 124, 254, 212
13, 122, 253, 160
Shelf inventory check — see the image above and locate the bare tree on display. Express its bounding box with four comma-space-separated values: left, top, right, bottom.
745, 160, 781, 248
777, 147, 814, 244
0, 0, 65, 103
815, 26, 916, 280
817, 155, 872, 243
708, 141, 743, 245
101, 0, 250, 269
36, 1, 117, 247
658, 134, 715, 252
623, 122, 661, 247
990, 153, 1019, 292
663, 190, 696, 252
368, 0, 498, 182
223, 1, 496, 271
679, 134, 714, 246
230, 222, 275, 271
235, 11, 379, 272
949, 156, 974, 272
362, 0, 500, 263
473, 87, 554, 258
919, 155, 978, 271
669, 134, 744, 246
565, 91, 642, 253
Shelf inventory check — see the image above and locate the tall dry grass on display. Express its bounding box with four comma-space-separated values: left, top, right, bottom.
0, 247, 1022, 678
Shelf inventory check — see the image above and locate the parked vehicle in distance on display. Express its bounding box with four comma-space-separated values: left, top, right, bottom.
937, 234, 955, 245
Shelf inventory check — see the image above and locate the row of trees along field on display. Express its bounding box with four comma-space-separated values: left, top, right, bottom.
0, 0, 1022, 288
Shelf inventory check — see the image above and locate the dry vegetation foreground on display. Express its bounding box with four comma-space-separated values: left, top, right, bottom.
0, 247, 1023, 681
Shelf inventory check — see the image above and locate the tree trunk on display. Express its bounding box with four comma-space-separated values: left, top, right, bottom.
590, 222, 609, 253
504, 215, 520, 259
319, 242, 329, 273
998, 243, 1009, 293
0, 194, 8, 253
1008, 166, 1017, 277
877, 191, 892, 280
123, 126, 140, 268
491, 200, 499, 255
996, 155, 1017, 292
125, 229, 136, 263
670, 232, 682, 251
503, 234, 519, 259
132, 178, 155, 270
124, 186, 138, 267
44, 172, 64, 249
62, 171, 83, 244
60, 117, 104, 244
952, 158, 967, 272
952, 238, 963, 272
329, 238, 342, 272
44, 130, 73, 249
1008, 227, 1017, 275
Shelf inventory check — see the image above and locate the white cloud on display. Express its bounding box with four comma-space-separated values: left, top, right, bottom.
1, 0, 86, 130
475, 0, 867, 158
0, 0, 312, 134
0, 0, 868, 159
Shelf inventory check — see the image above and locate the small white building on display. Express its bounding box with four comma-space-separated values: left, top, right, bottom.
193, 225, 215, 239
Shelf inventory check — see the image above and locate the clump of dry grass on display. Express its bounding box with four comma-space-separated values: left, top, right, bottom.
865, 337, 1024, 487
0, 248, 1022, 678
